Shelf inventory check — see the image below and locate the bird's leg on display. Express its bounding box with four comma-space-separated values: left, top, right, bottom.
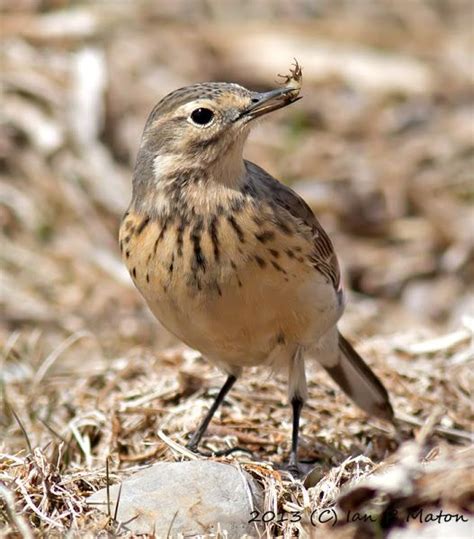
288, 395, 304, 473
186, 374, 237, 453
286, 348, 307, 476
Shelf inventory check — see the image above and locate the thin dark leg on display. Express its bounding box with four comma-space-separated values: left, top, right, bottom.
288, 396, 304, 471
186, 374, 237, 452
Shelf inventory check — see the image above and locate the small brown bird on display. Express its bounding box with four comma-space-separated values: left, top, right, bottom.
119, 63, 393, 473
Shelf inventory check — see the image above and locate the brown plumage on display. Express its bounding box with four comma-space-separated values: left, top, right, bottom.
119, 62, 393, 473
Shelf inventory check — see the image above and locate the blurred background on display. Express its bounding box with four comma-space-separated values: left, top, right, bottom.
2, 0, 473, 358
1, 2, 473, 534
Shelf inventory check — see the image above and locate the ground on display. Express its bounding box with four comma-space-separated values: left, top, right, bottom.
1, 1, 473, 537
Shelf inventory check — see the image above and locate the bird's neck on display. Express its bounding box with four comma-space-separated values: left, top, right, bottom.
131, 146, 247, 220
206, 137, 246, 188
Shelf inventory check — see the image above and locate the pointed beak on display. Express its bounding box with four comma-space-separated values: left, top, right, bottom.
238, 87, 302, 121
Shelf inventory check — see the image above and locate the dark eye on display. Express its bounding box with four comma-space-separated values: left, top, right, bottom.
190, 108, 214, 125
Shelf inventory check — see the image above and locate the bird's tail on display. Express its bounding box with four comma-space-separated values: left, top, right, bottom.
323, 331, 394, 421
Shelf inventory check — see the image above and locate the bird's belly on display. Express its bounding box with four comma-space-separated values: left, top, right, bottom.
142, 254, 342, 368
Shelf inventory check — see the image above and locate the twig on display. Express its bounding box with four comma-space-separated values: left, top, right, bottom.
416, 408, 443, 445
0, 483, 34, 539
38, 416, 67, 444
9, 404, 33, 454
105, 457, 111, 519
166, 509, 179, 539
113, 482, 123, 523
33, 331, 94, 386
16, 480, 64, 530
396, 411, 474, 443
157, 430, 199, 460
118, 445, 163, 463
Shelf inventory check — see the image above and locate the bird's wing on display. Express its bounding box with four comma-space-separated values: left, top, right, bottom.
247, 161, 342, 294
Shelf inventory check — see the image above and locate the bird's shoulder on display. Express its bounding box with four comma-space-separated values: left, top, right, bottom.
244, 160, 342, 293
245, 161, 315, 226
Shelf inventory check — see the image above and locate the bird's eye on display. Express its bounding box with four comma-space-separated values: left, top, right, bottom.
190, 108, 214, 126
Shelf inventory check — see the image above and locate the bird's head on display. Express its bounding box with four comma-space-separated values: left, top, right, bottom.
132, 63, 302, 204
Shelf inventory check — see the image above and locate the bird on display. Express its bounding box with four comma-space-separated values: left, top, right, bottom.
119, 62, 393, 474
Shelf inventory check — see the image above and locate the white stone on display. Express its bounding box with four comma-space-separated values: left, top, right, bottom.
88, 461, 263, 537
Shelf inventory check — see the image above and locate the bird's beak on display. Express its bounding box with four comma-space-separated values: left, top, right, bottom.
238, 87, 302, 121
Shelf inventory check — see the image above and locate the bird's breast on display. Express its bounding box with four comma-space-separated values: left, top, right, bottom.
119, 204, 342, 367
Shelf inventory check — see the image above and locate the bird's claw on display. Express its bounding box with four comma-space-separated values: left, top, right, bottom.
185, 442, 253, 458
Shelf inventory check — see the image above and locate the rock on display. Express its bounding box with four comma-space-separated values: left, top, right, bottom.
88, 460, 263, 537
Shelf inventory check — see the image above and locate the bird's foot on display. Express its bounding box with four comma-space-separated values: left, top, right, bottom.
278, 457, 320, 481
212, 446, 253, 457
283, 461, 305, 480
185, 442, 252, 458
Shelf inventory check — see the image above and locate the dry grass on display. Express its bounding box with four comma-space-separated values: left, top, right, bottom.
1, 1, 473, 537
1, 330, 473, 537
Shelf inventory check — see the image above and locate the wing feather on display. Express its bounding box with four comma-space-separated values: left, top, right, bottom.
246, 160, 342, 292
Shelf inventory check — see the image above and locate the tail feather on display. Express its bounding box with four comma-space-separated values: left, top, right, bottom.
323, 332, 394, 421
